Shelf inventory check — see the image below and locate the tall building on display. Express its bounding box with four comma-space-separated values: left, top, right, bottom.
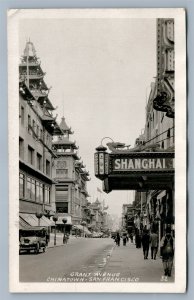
52, 117, 90, 232
133, 18, 175, 242
19, 41, 63, 228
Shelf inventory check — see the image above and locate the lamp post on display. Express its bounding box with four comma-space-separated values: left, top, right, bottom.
81, 221, 87, 238
62, 218, 67, 244
36, 212, 43, 227
53, 215, 58, 246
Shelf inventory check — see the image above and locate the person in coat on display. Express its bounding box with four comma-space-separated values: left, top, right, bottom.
150, 230, 158, 259
141, 229, 150, 259
160, 226, 174, 277
122, 232, 127, 246
115, 232, 121, 246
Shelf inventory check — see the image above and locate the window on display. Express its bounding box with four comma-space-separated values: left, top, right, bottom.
39, 183, 43, 203
37, 153, 42, 171
28, 115, 31, 133
56, 202, 68, 213
21, 106, 24, 125
31, 179, 35, 201
26, 177, 36, 201
46, 160, 50, 176
19, 173, 25, 198
19, 138, 24, 159
36, 181, 40, 202
35, 181, 43, 202
36, 125, 39, 137
56, 169, 68, 178
55, 185, 68, 202
32, 119, 35, 130
44, 186, 51, 204
40, 129, 43, 140
28, 146, 34, 165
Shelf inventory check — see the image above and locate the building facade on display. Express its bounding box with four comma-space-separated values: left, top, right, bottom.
52, 117, 90, 232
132, 18, 175, 242
19, 41, 63, 228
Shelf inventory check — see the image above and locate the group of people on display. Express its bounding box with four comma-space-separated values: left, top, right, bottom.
138, 226, 174, 277
114, 226, 174, 277
114, 231, 131, 246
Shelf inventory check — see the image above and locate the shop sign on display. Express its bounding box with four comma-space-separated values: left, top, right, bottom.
113, 157, 174, 172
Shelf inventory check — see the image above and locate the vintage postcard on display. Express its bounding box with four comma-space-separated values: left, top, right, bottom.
8, 9, 186, 293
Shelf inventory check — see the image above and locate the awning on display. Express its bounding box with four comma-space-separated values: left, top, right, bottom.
73, 225, 83, 231
73, 225, 92, 235
19, 217, 47, 231
19, 216, 31, 230
20, 213, 54, 227
51, 215, 72, 225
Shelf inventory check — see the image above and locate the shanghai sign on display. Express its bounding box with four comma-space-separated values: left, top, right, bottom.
113, 157, 174, 171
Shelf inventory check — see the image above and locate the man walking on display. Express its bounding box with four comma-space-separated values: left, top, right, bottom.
141, 229, 150, 259
150, 230, 158, 259
160, 226, 174, 277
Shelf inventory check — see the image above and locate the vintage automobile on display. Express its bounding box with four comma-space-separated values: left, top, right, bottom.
19, 227, 48, 254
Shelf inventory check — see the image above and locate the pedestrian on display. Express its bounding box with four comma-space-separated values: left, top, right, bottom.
130, 233, 133, 243
160, 226, 174, 277
135, 230, 141, 248
150, 230, 158, 259
116, 232, 120, 246
126, 234, 129, 243
122, 233, 127, 246
141, 229, 150, 259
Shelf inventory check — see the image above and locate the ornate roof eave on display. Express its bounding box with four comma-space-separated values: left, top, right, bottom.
81, 189, 90, 196
19, 61, 40, 67
19, 81, 35, 101
52, 139, 78, 149
41, 114, 63, 136
43, 97, 55, 111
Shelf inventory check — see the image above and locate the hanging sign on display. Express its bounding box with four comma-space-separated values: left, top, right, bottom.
113, 157, 174, 172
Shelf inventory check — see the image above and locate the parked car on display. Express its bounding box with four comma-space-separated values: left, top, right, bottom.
19, 227, 47, 254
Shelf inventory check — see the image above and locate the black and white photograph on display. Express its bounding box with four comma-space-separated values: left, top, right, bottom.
8, 9, 186, 293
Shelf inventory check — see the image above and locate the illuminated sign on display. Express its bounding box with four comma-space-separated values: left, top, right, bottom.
113, 157, 174, 171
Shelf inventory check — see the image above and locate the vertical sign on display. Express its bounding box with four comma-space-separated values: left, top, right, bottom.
99, 153, 105, 175
94, 153, 99, 175
104, 153, 109, 174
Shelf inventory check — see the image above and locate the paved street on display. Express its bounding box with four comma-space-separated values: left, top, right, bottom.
20, 238, 174, 283
19, 237, 114, 282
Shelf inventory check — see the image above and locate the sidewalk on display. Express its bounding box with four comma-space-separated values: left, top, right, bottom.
48, 233, 84, 248
104, 241, 174, 282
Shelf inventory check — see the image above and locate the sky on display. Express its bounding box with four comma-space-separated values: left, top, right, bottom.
19, 18, 156, 215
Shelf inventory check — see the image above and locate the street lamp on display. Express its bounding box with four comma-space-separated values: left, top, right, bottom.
53, 215, 58, 246
62, 218, 67, 244
36, 212, 43, 227
81, 221, 87, 238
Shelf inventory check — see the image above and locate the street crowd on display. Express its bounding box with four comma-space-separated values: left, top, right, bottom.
113, 226, 174, 278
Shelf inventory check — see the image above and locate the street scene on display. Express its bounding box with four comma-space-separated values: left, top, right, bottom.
20, 236, 174, 283
18, 15, 175, 284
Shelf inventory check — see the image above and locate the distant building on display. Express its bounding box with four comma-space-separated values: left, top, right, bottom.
122, 204, 134, 234
52, 117, 90, 232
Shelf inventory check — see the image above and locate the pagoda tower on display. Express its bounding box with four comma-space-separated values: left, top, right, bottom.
52, 117, 90, 230
19, 40, 62, 135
